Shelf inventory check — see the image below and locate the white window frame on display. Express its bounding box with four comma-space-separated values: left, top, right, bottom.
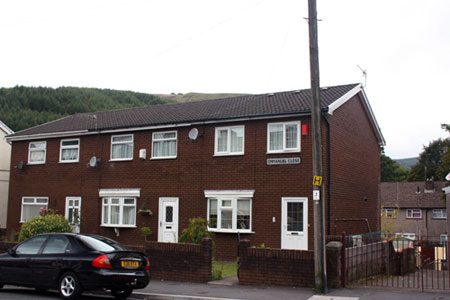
406, 209, 422, 219
382, 208, 396, 218
101, 197, 137, 228
267, 121, 301, 153
151, 130, 177, 159
205, 190, 254, 233
110, 134, 134, 161
396, 232, 416, 240
59, 138, 80, 163
28, 141, 47, 164
214, 125, 245, 156
432, 209, 447, 219
21, 197, 48, 222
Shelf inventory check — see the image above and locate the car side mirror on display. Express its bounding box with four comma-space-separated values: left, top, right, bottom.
7, 248, 17, 257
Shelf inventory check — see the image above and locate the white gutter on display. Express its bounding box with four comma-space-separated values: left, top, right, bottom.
327, 83, 362, 115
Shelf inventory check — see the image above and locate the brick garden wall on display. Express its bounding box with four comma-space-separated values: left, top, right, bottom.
238, 239, 315, 287
129, 238, 212, 283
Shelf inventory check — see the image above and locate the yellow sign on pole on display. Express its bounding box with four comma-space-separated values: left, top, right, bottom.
313, 176, 323, 186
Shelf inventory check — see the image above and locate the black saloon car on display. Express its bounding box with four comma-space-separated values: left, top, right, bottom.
0, 233, 150, 299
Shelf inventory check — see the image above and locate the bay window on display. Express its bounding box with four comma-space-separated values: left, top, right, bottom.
102, 197, 136, 227
267, 121, 300, 153
152, 131, 177, 159
205, 190, 253, 232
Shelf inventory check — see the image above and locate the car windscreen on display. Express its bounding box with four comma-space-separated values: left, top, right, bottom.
78, 235, 129, 252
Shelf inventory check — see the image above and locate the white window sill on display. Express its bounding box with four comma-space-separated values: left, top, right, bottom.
208, 229, 254, 234
266, 150, 300, 154
150, 156, 177, 160
59, 160, 79, 164
101, 224, 137, 228
213, 153, 244, 157
109, 158, 133, 162
27, 162, 45, 165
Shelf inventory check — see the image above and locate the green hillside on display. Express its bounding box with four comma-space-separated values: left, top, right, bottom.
157, 92, 248, 103
0, 86, 174, 132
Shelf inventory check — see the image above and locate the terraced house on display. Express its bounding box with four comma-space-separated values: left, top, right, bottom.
6, 83, 385, 260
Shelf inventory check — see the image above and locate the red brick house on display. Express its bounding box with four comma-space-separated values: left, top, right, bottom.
6, 83, 385, 260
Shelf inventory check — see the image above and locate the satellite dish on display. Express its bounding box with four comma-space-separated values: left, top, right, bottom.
446, 173, 450, 181
89, 156, 97, 168
188, 128, 199, 141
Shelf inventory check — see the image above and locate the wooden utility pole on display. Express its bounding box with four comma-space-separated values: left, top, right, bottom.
308, 0, 327, 293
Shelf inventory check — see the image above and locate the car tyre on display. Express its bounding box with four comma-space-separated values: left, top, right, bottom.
111, 287, 133, 299
59, 272, 82, 300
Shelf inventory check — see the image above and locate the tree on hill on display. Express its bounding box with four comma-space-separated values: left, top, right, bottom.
0, 86, 173, 132
381, 147, 409, 182
407, 124, 450, 181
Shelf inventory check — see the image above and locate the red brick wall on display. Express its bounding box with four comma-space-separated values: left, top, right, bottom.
0, 241, 17, 253
327, 94, 381, 235
129, 238, 212, 282
238, 239, 315, 287
7, 93, 381, 260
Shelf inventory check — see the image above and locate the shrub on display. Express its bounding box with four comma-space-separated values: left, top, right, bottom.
179, 217, 212, 244
19, 214, 72, 242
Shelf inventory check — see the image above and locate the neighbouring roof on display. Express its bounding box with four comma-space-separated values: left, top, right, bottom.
6, 83, 385, 145
380, 182, 446, 209
0, 120, 13, 135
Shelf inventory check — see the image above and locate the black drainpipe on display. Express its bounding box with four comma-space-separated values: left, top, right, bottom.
322, 112, 331, 235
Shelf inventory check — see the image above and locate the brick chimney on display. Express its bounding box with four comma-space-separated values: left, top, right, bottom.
424, 178, 435, 193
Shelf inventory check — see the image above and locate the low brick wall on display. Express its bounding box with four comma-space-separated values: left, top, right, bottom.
0, 242, 17, 253
140, 238, 212, 283
238, 239, 315, 287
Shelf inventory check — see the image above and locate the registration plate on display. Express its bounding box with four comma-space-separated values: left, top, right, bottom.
121, 260, 139, 268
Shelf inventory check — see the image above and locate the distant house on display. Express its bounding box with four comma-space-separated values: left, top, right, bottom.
6, 83, 385, 260
0, 120, 13, 231
380, 180, 447, 241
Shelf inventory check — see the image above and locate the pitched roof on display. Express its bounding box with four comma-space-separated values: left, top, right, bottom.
7, 83, 383, 144
380, 182, 446, 209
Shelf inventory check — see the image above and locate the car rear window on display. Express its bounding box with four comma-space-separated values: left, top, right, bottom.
78, 235, 129, 252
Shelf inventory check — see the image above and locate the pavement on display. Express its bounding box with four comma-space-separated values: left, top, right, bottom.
132, 276, 450, 300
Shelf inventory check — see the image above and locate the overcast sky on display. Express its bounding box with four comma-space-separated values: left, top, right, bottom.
1, 0, 449, 159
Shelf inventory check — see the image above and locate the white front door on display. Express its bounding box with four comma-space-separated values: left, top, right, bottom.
65, 197, 81, 233
281, 197, 308, 250
158, 197, 179, 243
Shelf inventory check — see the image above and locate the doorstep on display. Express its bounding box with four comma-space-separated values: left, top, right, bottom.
208, 276, 239, 286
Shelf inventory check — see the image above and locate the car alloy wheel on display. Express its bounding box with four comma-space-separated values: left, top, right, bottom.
59, 272, 82, 300
111, 287, 133, 299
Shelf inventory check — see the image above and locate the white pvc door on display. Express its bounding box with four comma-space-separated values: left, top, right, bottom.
281, 197, 308, 250
65, 197, 81, 233
158, 197, 179, 243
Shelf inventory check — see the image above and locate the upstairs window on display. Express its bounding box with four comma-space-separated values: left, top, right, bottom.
28, 141, 46, 164
382, 208, 397, 218
111, 134, 133, 161
267, 121, 300, 153
60, 139, 80, 163
215, 126, 244, 156
152, 131, 177, 159
432, 209, 447, 219
406, 209, 422, 219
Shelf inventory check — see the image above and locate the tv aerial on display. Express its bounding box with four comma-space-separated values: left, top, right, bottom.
357, 65, 367, 87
